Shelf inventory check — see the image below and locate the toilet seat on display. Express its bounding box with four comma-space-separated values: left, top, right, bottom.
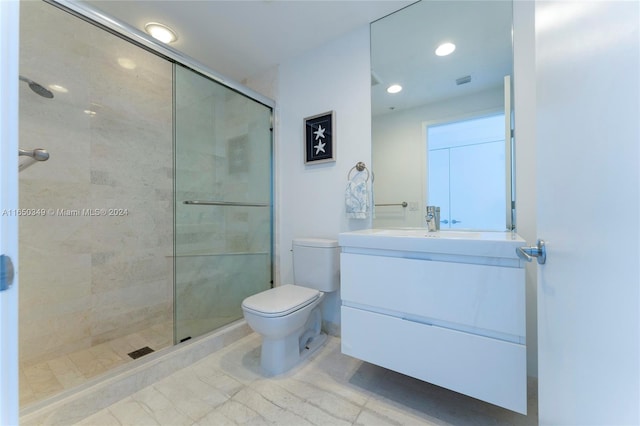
242, 285, 320, 318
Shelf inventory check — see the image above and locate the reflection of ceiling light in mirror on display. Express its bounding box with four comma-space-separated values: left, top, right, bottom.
84, 109, 97, 116
144, 22, 177, 44
48, 84, 68, 93
435, 42, 456, 56
387, 84, 403, 94
117, 57, 137, 70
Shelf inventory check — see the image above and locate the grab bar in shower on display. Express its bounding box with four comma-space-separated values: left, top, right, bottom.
183, 200, 269, 207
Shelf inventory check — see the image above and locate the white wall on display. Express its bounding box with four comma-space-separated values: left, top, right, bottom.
275, 26, 373, 334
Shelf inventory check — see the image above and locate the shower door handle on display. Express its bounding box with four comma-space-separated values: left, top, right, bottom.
183, 200, 269, 207
0, 254, 15, 291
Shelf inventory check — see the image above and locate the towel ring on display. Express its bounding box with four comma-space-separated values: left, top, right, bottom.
347, 161, 370, 182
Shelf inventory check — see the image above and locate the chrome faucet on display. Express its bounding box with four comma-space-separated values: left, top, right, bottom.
426, 206, 440, 232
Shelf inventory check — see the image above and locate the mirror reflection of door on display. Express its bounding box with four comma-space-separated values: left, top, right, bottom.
370, 0, 514, 230
427, 113, 506, 230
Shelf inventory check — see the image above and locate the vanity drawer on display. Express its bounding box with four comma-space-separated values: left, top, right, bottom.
341, 253, 525, 338
341, 306, 527, 414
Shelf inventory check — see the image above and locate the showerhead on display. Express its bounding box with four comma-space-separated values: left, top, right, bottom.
19, 75, 54, 99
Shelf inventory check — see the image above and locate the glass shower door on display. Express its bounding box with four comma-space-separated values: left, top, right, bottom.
174, 64, 272, 343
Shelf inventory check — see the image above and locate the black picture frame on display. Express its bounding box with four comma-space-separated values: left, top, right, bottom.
304, 111, 335, 164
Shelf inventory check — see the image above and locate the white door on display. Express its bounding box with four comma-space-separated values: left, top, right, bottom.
427, 114, 507, 230
535, 1, 639, 424
0, 1, 20, 424
449, 141, 505, 229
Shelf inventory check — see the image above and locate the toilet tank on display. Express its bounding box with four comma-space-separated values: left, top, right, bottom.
292, 238, 340, 292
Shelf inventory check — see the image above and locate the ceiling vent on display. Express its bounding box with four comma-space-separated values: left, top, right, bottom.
456, 75, 472, 85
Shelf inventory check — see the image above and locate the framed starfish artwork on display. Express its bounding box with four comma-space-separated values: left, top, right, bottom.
304, 111, 335, 164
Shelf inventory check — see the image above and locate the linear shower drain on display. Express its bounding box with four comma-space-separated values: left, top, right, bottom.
128, 346, 155, 359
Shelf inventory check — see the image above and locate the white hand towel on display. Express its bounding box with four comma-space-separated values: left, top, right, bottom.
345, 177, 369, 219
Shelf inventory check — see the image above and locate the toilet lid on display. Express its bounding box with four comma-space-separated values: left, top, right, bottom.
242, 285, 320, 318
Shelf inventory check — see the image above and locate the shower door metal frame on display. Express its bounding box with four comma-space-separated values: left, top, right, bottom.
44, 0, 275, 111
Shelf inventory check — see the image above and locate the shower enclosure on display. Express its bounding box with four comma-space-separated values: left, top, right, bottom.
18, 0, 272, 407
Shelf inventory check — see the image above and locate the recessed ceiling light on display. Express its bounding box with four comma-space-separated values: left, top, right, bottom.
387, 84, 403, 94
435, 42, 456, 57
83, 109, 97, 116
48, 84, 68, 93
144, 22, 178, 44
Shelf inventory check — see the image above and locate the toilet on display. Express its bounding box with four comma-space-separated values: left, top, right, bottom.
241, 238, 340, 376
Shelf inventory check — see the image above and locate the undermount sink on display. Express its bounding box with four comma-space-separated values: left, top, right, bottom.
339, 228, 525, 260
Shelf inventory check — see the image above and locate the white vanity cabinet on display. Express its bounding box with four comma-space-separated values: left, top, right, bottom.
339, 229, 527, 414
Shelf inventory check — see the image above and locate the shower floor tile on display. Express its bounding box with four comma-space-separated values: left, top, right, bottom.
19, 322, 173, 407
21, 362, 65, 403
72, 334, 539, 426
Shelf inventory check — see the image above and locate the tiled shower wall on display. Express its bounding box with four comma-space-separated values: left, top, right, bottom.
18, 1, 173, 367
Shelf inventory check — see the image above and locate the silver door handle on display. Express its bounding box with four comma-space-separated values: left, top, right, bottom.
516, 239, 546, 264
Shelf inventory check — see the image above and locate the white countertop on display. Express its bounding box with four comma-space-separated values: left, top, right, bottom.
339, 228, 525, 260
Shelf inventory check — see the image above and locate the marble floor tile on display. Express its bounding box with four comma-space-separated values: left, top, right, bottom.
130, 385, 198, 425
19, 369, 38, 407
68, 333, 538, 426
46, 355, 86, 389
67, 344, 121, 379
20, 324, 172, 408
75, 409, 123, 426
106, 334, 146, 360
21, 361, 64, 402
151, 371, 231, 420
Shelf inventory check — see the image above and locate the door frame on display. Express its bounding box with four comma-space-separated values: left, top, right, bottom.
0, 0, 21, 424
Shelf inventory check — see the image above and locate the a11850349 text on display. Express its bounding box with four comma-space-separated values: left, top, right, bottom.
1, 208, 129, 217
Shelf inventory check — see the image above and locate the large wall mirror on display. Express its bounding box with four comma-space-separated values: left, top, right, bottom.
371, 0, 514, 231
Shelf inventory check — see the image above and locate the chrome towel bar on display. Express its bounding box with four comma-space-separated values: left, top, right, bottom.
375, 202, 408, 208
